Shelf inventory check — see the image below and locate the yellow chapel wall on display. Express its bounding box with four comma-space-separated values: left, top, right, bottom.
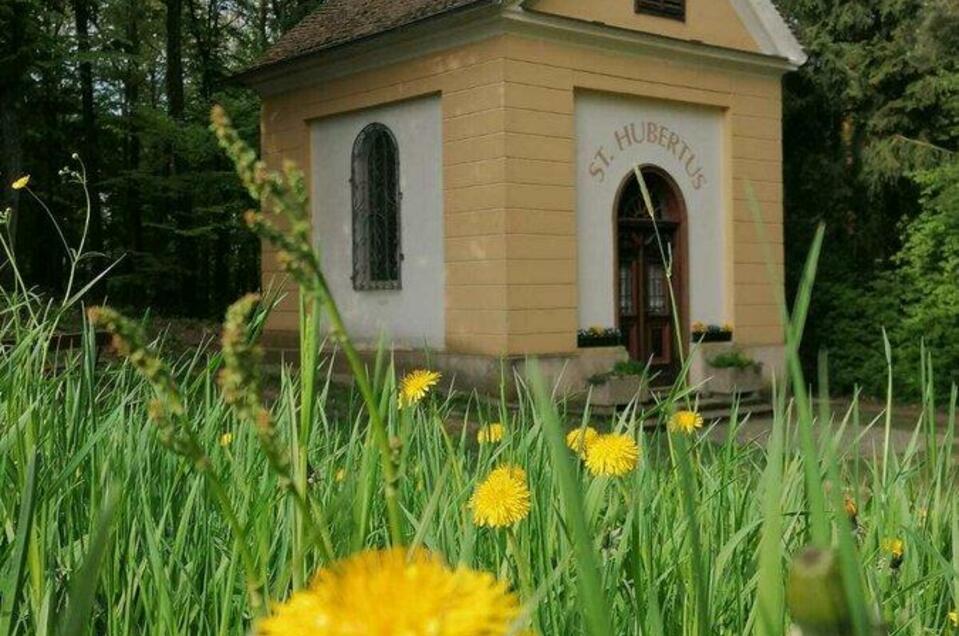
258, 36, 514, 356
497, 33, 785, 355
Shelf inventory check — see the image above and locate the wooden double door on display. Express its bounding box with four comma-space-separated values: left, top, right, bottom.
615, 169, 685, 381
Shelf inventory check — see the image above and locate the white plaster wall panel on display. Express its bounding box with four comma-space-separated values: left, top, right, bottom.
311, 95, 445, 348
574, 91, 728, 331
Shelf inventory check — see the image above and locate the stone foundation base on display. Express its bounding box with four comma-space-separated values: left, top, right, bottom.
263, 330, 784, 400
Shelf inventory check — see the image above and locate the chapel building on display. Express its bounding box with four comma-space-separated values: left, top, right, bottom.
239, 0, 806, 394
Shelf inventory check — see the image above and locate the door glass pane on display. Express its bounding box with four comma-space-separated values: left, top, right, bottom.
645, 263, 667, 315
649, 326, 665, 359
619, 264, 634, 315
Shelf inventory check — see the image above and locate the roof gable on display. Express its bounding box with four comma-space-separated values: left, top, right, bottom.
527, 0, 759, 54
525, 0, 804, 65
246, 0, 804, 76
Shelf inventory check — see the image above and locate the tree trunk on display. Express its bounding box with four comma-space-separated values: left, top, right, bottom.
165, 0, 184, 122
123, 0, 143, 256
0, 82, 23, 262
258, 0, 269, 49
0, 0, 28, 283
73, 0, 104, 252
165, 0, 199, 313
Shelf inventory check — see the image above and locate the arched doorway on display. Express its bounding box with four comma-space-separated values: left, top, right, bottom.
615, 167, 687, 380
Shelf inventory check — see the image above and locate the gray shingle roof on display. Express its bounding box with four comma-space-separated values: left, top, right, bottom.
248, 0, 492, 73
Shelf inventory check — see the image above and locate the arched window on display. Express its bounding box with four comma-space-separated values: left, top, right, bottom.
352, 123, 401, 290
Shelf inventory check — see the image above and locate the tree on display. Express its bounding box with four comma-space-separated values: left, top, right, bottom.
73, 0, 103, 251
778, 0, 959, 394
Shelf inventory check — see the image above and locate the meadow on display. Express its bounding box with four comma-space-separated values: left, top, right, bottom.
1, 110, 959, 636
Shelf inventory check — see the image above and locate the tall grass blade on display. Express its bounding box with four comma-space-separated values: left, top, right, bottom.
528, 366, 611, 636
59, 488, 119, 636
0, 453, 38, 636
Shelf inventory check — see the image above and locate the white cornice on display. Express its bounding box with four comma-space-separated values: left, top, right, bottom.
730, 0, 807, 66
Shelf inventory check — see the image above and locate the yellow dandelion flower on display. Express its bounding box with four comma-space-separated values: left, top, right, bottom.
949, 610, 959, 627
219, 432, 234, 447
470, 465, 530, 528
335, 468, 346, 483
668, 410, 704, 435
11, 175, 30, 190
398, 369, 442, 410
477, 423, 506, 444
584, 433, 639, 477
258, 548, 520, 636
881, 538, 904, 559
565, 426, 599, 457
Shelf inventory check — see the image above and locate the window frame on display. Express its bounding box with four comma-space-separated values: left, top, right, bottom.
350, 122, 403, 291
635, 0, 686, 21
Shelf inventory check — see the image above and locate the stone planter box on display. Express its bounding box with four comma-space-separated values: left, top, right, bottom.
704, 365, 763, 396
589, 376, 650, 406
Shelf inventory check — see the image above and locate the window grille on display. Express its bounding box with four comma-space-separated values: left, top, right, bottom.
351, 123, 401, 290
636, 0, 685, 20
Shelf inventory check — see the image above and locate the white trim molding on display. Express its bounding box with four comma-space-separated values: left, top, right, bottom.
729, 0, 807, 67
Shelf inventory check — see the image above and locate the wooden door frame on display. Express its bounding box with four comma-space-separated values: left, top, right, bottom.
612, 165, 690, 365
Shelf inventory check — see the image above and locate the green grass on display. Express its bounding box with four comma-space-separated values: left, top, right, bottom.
1, 302, 958, 634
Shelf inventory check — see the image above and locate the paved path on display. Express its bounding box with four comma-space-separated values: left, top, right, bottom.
705, 412, 952, 458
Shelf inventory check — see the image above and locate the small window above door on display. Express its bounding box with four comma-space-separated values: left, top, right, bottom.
635, 0, 686, 21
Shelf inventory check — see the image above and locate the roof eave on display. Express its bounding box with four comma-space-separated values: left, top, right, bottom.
233, 0, 501, 90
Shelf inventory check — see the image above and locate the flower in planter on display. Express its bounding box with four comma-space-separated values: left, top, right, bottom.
692, 322, 734, 343
578, 326, 622, 348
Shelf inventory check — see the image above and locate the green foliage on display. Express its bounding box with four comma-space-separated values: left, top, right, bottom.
778, 0, 959, 398
612, 359, 647, 377
708, 350, 760, 371
587, 359, 647, 386
1, 0, 315, 316
891, 159, 959, 395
